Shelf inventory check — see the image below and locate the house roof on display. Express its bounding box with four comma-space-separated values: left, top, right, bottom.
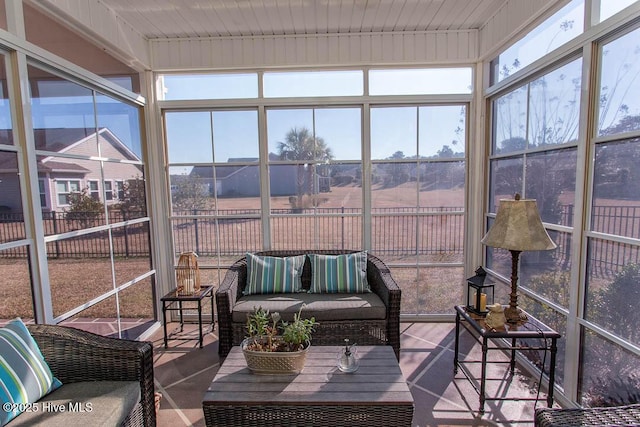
0, 128, 140, 172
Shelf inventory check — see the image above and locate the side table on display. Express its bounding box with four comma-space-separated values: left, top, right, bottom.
453, 305, 561, 414
161, 285, 215, 348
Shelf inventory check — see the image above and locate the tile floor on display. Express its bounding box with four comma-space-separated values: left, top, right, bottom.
150, 320, 556, 426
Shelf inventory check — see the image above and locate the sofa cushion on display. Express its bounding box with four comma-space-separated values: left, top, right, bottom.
244, 253, 306, 295
0, 318, 62, 426
232, 292, 386, 323
308, 252, 370, 293
6, 380, 140, 427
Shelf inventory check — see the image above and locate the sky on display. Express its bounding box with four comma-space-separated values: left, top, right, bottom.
164, 68, 471, 167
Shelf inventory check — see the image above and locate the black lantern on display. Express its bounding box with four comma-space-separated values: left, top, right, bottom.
466, 267, 494, 316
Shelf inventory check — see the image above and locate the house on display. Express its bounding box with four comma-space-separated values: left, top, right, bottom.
0, 128, 142, 213
188, 153, 329, 198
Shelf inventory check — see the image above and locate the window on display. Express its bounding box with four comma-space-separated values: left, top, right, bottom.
596, 27, 640, 136
370, 104, 466, 314
490, 0, 584, 83
369, 68, 473, 95
159, 73, 258, 100
88, 180, 99, 200
264, 71, 363, 98
166, 109, 262, 265
115, 181, 125, 200
267, 107, 363, 249
487, 59, 583, 389
38, 179, 47, 208
163, 67, 469, 316
104, 181, 113, 201
24, 64, 152, 336
578, 27, 640, 405
599, 0, 639, 22
56, 180, 80, 206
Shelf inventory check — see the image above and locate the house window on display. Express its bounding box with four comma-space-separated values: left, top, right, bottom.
38, 179, 47, 207
56, 180, 80, 206
104, 181, 113, 201
115, 181, 125, 200
88, 180, 99, 200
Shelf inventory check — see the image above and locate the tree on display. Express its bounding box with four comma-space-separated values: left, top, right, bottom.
114, 175, 147, 218
277, 127, 333, 210
65, 187, 104, 228
171, 173, 210, 212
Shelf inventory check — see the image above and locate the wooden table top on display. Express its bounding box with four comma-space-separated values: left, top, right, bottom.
202, 345, 414, 407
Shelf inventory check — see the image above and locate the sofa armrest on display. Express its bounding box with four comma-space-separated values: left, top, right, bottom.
216, 256, 247, 357
366, 253, 402, 360
27, 324, 155, 427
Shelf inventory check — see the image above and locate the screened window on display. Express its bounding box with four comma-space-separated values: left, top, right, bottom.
369, 68, 473, 95
491, 0, 584, 83
264, 71, 363, 98
597, 27, 640, 137
599, 0, 639, 22
159, 73, 258, 100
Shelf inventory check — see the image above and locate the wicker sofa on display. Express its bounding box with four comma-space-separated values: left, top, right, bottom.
216, 250, 401, 360
6, 324, 156, 427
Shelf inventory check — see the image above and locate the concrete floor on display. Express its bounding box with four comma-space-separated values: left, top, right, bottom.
148, 320, 553, 426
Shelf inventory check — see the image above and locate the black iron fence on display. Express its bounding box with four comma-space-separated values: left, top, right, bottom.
0, 210, 149, 258
2, 205, 640, 277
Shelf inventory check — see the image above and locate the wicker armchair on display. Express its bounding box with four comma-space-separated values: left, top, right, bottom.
216, 250, 402, 360
26, 324, 156, 427
535, 404, 640, 426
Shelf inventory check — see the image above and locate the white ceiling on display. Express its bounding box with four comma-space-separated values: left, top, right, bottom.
97, 0, 512, 39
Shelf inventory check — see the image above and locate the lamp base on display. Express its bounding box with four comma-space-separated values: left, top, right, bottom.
504, 306, 528, 324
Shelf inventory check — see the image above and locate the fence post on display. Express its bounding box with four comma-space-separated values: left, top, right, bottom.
194, 209, 200, 254
341, 206, 345, 250
52, 211, 60, 258
123, 211, 130, 258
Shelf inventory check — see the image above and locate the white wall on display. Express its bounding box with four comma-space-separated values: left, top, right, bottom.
149, 30, 478, 71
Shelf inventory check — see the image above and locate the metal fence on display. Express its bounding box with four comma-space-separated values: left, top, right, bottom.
0, 211, 150, 258
2, 205, 640, 277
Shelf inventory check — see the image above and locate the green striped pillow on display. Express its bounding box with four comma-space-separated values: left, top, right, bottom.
308, 252, 370, 293
244, 253, 306, 295
0, 318, 62, 425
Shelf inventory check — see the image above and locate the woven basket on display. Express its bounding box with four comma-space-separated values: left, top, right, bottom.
241, 338, 309, 374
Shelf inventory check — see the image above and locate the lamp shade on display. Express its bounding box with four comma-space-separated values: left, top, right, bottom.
481, 196, 557, 251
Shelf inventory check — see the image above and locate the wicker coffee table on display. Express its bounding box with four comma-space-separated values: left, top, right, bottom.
202, 345, 414, 427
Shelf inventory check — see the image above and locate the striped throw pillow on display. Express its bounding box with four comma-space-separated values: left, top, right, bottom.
0, 318, 62, 425
244, 253, 306, 295
308, 252, 370, 293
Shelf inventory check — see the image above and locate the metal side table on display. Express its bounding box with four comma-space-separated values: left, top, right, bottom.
453, 305, 561, 414
161, 285, 215, 348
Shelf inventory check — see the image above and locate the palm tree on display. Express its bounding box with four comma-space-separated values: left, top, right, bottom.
277, 127, 333, 210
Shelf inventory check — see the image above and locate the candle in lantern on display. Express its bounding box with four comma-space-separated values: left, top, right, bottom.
185, 278, 194, 293
480, 293, 487, 311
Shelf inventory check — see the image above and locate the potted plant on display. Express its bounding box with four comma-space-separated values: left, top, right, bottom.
241, 306, 317, 374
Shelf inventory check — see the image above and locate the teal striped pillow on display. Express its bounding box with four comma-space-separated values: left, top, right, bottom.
308, 252, 370, 293
0, 318, 62, 425
244, 253, 306, 295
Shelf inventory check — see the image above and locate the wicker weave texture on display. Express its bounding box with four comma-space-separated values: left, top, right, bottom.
216, 250, 401, 360
203, 404, 414, 427
535, 404, 640, 426
26, 324, 156, 427
242, 341, 309, 374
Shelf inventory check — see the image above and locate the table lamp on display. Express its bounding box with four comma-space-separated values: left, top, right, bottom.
481, 194, 556, 323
